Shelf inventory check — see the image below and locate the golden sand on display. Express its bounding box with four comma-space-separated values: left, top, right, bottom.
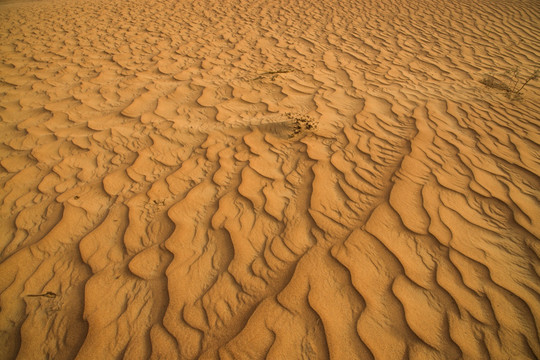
1, 0, 539, 358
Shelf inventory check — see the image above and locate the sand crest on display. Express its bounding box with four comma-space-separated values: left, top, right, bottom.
1, 0, 539, 358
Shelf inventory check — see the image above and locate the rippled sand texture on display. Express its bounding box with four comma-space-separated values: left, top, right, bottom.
1, 0, 539, 358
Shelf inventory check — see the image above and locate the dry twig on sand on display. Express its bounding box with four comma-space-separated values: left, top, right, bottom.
480, 67, 539, 100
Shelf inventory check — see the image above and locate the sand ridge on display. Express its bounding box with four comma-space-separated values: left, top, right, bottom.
0, 0, 539, 358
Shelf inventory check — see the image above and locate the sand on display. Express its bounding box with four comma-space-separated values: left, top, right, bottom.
0, 0, 539, 358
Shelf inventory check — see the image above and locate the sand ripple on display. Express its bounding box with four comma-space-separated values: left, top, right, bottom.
1, 0, 539, 358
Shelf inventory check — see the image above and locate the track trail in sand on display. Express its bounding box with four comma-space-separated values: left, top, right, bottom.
0, 0, 539, 358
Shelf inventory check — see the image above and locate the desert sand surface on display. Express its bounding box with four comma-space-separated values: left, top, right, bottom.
0, 0, 539, 358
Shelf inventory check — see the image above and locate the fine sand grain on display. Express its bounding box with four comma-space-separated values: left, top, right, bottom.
1, 0, 539, 358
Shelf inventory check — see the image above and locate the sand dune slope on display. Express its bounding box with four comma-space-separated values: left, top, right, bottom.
1, 0, 539, 358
